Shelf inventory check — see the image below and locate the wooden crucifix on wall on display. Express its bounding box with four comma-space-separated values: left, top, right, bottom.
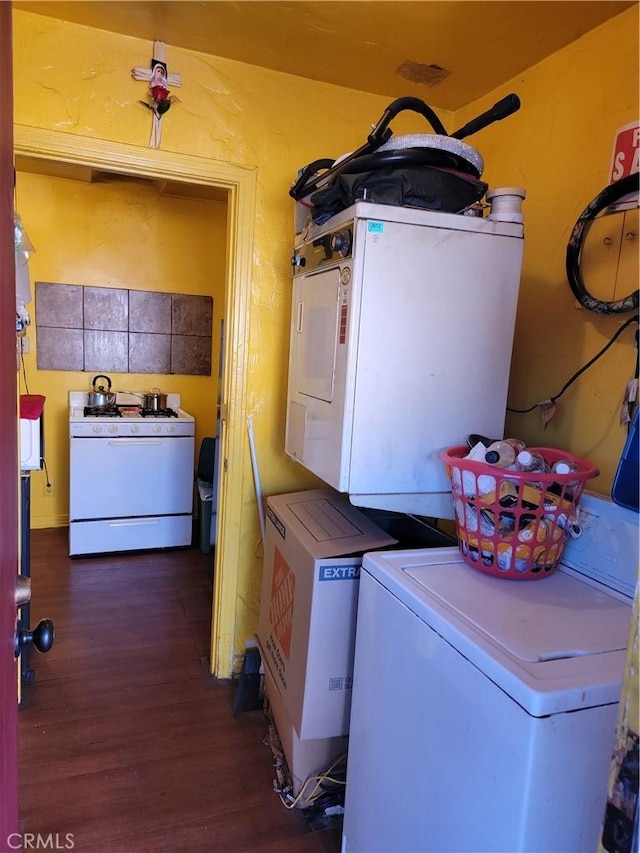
131, 41, 182, 149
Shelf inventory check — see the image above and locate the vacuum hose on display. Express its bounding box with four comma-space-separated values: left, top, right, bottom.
289, 94, 521, 201
450, 94, 521, 140
367, 97, 448, 143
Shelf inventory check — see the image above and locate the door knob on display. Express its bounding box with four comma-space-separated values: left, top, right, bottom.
15, 575, 31, 609
14, 618, 55, 658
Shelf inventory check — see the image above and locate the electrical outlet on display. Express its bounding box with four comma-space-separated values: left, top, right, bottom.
20, 336, 30, 354
44, 482, 54, 497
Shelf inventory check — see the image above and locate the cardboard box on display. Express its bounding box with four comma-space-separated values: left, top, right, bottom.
263, 665, 347, 799
258, 488, 396, 740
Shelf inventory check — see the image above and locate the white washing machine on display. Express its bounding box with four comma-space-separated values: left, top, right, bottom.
342, 492, 638, 853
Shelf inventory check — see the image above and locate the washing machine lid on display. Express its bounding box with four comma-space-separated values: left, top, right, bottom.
362, 546, 632, 717
406, 557, 628, 662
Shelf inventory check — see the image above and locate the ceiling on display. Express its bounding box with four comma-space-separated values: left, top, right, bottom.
13, 1, 637, 110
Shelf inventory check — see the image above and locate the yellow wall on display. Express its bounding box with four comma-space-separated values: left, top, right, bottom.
13, 9, 447, 658
453, 7, 639, 488
12, 8, 638, 659
16, 170, 228, 528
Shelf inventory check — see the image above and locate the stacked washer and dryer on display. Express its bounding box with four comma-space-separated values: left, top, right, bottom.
282, 102, 638, 852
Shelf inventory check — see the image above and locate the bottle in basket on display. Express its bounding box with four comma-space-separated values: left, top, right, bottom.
551, 459, 580, 500
514, 450, 549, 474
552, 459, 580, 478
516, 517, 564, 545
484, 439, 525, 468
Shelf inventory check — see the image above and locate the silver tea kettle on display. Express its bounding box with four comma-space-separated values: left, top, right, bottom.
88, 375, 116, 408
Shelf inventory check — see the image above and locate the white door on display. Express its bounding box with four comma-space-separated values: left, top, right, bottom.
292, 267, 341, 403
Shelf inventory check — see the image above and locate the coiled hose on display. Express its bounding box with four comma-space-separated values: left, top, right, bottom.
566, 172, 639, 314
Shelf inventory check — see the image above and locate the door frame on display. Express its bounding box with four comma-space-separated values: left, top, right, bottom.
14, 124, 257, 679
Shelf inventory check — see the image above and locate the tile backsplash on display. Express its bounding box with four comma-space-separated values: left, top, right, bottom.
35, 283, 212, 375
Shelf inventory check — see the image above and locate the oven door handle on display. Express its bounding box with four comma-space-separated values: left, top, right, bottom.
107, 439, 163, 446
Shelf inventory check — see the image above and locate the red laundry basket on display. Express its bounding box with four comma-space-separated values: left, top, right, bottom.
440, 446, 599, 580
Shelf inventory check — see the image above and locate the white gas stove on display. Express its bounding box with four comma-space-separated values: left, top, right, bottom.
69, 392, 195, 438
68, 391, 196, 557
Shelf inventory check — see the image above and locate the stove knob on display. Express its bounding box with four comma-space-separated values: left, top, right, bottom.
92, 424, 102, 434
130, 424, 140, 434
152, 424, 161, 433
108, 424, 118, 433
167, 425, 176, 434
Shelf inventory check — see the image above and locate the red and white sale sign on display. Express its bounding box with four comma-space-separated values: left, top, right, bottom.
610, 120, 640, 182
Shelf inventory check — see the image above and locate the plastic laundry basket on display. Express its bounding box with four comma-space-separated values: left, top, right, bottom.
440, 446, 599, 580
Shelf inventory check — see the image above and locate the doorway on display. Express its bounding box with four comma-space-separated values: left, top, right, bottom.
14, 125, 257, 679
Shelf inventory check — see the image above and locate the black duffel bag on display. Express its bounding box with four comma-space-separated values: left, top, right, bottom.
309, 164, 488, 225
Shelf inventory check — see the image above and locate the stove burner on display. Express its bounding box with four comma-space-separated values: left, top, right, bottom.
140, 408, 178, 418
84, 405, 121, 418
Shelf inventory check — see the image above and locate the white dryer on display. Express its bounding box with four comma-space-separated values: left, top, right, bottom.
286, 202, 524, 518
342, 492, 638, 853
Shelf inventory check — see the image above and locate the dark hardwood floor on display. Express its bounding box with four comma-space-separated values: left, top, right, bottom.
19, 527, 342, 852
